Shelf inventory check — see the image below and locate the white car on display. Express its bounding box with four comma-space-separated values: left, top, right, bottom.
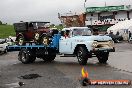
59, 27, 115, 65
0, 39, 8, 53
6, 36, 16, 46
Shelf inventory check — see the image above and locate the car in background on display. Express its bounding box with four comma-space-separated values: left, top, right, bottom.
106, 34, 123, 43
0, 39, 8, 53
14, 21, 51, 45
0, 36, 16, 54
6, 36, 16, 46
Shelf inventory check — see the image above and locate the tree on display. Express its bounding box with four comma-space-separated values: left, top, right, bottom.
0, 21, 2, 25
50, 24, 55, 28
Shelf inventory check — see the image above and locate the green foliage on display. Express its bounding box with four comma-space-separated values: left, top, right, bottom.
0, 25, 15, 38
50, 24, 64, 30
50, 24, 55, 28
0, 21, 2, 25
55, 25, 64, 30
98, 26, 109, 32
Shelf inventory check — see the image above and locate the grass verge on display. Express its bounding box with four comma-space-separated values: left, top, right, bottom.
0, 25, 15, 38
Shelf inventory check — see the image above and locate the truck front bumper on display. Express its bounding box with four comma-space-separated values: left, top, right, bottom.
90, 47, 115, 53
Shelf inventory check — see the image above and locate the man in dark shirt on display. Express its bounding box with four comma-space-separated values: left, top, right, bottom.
128, 31, 132, 42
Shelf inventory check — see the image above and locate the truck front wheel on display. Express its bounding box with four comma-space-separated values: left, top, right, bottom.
96, 52, 109, 63
77, 46, 88, 65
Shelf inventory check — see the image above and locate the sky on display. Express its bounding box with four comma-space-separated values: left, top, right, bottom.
0, 0, 131, 25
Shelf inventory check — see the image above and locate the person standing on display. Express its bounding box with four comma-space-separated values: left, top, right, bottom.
128, 31, 132, 42
116, 31, 119, 35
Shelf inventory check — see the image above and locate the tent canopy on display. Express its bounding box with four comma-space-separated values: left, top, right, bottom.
107, 20, 132, 35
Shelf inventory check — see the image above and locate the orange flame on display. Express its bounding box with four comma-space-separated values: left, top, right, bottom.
81, 67, 89, 78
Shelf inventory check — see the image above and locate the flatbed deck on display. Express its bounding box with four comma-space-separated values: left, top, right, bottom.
7, 34, 61, 51
7, 45, 56, 51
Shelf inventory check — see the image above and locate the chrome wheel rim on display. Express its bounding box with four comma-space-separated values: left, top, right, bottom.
21, 52, 26, 62
18, 38, 24, 45
77, 50, 83, 61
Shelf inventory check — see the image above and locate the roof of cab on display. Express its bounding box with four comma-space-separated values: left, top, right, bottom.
62, 27, 89, 31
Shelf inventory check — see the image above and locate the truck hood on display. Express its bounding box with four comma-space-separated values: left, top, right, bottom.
73, 35, 112, 41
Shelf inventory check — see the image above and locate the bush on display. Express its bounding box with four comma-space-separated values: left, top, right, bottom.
0, 21, 2, 25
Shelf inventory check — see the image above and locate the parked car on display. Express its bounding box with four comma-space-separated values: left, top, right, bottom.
6, 36, 16, 46
14, 21, 51, 45
0, 39, 8, 53
106, 34, 123, 43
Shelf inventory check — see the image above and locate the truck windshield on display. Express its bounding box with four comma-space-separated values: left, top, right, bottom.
73, 28, 91, 36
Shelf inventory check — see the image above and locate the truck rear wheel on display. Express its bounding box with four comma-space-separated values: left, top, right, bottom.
29, 50, 36, 63
96, 52, 109, 63
18, 49, 36, 64
42, 49, 56, 62
77, 46, 88, 65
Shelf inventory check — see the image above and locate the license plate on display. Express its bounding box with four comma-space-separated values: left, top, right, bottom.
99, 48, 108, 52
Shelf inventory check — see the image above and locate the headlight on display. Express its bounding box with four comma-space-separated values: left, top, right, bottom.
92, 41, 98, 47
109, 40, 114, 46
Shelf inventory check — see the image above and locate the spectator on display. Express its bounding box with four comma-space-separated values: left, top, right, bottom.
109, 31, 113, 35
93, 28, 99, 35
105, 32, 108, 35
64, 30, 70, 38
116, 31, 119, 35
128, 31, 132, 42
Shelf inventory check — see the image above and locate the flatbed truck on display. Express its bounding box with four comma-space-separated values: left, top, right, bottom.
7, 27, 115, 65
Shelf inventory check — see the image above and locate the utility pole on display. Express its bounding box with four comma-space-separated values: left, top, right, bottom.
105, 2, 107, 7
84, 0, 87, 8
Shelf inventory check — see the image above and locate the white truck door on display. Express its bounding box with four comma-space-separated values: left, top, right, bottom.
59, 37, 72, 54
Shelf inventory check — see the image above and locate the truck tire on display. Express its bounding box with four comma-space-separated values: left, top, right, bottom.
29, 50, 36, 63
77, 46, 88, 65
96, 52, 109, 63
18, 49, 36, 64
42, 49, 56, 62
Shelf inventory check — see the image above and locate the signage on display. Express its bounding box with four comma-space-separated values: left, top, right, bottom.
86, 5, 132, 13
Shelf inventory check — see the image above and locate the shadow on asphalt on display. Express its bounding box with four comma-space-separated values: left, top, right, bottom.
14, 60, 109, 68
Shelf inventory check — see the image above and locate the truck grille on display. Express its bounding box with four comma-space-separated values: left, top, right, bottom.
95, 41, 113, 49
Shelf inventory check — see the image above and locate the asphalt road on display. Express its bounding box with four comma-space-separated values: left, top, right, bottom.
109, 42, 132, 73
0, 42, 132, 88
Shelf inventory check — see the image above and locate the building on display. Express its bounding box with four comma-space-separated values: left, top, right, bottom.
85, 5, 132, 31
58, 13, 86, 27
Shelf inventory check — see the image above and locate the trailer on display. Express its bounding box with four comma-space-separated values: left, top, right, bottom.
7, 34, 61, 64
